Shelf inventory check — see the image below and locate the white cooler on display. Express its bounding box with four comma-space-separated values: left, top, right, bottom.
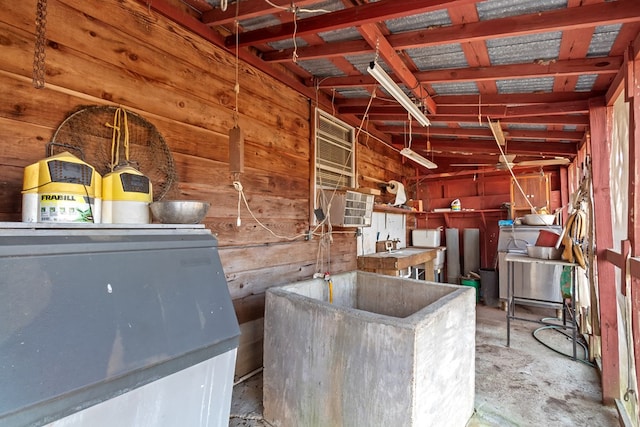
411, 229, 446, 282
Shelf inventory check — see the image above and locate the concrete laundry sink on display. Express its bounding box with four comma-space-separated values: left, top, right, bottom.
263, 271, 475, 427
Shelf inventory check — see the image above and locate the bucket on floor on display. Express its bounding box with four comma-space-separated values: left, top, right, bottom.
460, 277, 480, 303
479, 268, 499, 307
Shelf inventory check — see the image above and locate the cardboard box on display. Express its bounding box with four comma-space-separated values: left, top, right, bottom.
407, 199, 423, 211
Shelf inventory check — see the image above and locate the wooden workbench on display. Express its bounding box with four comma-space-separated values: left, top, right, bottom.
357, 247, 437, 281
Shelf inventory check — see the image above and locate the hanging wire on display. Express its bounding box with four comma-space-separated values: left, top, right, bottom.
407, 112, 413, 150
259, 0, 332, 63
291, 7, 299, 63
233, 0, 240, 127
105, 107, 131, 171
262, 0, 330, 13
489, 116, 537, 213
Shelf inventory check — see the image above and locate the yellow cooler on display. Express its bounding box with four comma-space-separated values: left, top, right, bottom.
22, 152, 102, 223
102, 166, 153, 224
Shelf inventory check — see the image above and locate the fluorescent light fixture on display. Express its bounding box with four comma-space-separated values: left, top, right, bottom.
367, 62, 431, 127
400, 147, 437, 169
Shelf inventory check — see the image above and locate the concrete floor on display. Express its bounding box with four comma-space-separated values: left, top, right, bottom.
229, 304, 619, 427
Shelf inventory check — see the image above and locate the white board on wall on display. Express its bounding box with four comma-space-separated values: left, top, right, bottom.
357, 212, 406, 255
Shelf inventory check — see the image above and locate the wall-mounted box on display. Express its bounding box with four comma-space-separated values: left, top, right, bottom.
319, 190, 374, 227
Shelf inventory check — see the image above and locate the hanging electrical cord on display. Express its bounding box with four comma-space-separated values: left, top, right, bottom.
291, 8, 299, 62
233, 0, 240, 129
262, 0, 330, 14
260, 0, 331, 63
489, 116, 537, 214
233, 181, 323, 240
623, 252, 637, 402
532, 321, 594, 367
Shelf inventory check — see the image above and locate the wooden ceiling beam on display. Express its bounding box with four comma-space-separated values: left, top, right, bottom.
377, 126, 584, 141
392, 137, 578, 157
339, 100, 589, 117
178, 0, 214, 14
202, 0, 320, 26
390, 0, 640, 50
334, 92, 599, 107
262, 39, 371, 63
429, 115, 589, 126
226, 0, 478, 47
437, 101, 589, 117
316, 56, 622, 87
357, 24, 436, 114
262, 1, 640, 61
414, 57, 622, 84
351, 113, 589, 126
137, 0, 320, 103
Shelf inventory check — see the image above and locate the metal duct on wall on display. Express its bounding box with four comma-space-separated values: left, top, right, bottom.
446, 228, 460, 284
463, 228, 480, 275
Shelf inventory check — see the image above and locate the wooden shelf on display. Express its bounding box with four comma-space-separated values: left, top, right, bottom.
417, 209, 508, 228
417, 209, 506, 214
373, 205, 419, 214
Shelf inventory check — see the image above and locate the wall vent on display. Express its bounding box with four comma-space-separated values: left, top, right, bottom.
315, 109, 355, 190
319, 190, 374, 227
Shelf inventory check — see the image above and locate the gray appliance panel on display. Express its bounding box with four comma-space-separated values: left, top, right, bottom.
498, 252, 563, 303
0, 228, 240, 427
497, 225, 563, 304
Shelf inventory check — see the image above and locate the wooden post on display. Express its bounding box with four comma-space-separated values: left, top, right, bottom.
589, 97, 620, 404
627, 46, 640, 405
559, 166, 569, 223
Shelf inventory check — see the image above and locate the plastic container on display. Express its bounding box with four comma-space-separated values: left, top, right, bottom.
451, 199, 461, 211
526, 245, 562, 260
412, 229, 441, 247
460, 277, 479, 303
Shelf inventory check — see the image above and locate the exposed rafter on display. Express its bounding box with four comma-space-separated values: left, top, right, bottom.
149, 0, 639, 175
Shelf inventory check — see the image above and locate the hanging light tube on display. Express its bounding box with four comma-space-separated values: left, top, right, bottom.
367, 62, 431, 127
400, 147, 437, 169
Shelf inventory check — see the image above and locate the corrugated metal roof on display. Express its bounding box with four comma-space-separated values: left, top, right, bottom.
190, 0, 639, 167
575, 74, 598, 92
406, 44, 468, 70
335, 88, 371, 98
507, 124, 547, 131
319, 27, 362, 43
486, 33, 562, 65
459, 122, 488, 129
430, 81, 480, 96
240, 14, 282, 32
476, 0, 567, 21
344, 54, 377, 75
268, 38, 308, 51
385, 9, 451, 33
297, 59, 344, 77
588, 24, 623, 57
496, 77, 555, 94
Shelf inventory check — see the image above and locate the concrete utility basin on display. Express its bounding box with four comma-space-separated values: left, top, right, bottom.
263, 271, 475, 427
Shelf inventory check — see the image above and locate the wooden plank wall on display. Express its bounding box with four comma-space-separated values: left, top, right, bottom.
0, 0, 411, 377
415, 171, 562, 270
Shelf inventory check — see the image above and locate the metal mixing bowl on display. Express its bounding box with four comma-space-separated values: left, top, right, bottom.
521, 214, 556, 226
150, 200, 210, 224
526, 245, 562, 260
